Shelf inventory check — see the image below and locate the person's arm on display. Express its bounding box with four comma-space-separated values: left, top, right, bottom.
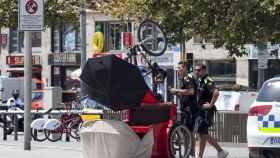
209, 89, 219, 108
203, 79, 219, 109
169, 76, 195, 96
18, 99, 24, 106
6, 98, 11, 106
170, 88, 194, 96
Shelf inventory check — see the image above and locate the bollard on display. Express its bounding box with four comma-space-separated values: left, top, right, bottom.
14, 114, 18, 141
3, 114, 7, 140
66, 133, 70, 142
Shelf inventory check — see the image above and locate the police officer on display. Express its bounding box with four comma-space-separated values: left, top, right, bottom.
194, 64, 229, 158
169, 61, 198, 158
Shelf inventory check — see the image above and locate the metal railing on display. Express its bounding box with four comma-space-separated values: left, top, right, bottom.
0, 109, 248, 143
0, 109, 103, 141
210, 111, 248, 143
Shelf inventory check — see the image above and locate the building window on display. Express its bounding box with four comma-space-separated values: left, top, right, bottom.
95, 21, 132, 51
9, 29, 41, 53
51, 24, 81, 53
207, 60, 236, 78
9, 29, 19, 53
109, 23, 122, 50
63, 25, 80, 52
52, 28, 61, 52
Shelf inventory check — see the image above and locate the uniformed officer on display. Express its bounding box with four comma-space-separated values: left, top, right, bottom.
169, 61, 198, 158
194, 64, 229, 158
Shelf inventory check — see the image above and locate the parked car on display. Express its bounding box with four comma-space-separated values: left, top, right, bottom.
247, 77, 280, 158
215, 91, 241, 111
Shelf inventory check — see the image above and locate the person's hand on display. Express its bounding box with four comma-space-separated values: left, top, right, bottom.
202, 102, 212, 109
169, 88, 177, 95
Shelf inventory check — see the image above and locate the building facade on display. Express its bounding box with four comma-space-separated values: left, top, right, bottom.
0, 11, 136, 98
185, 37, 237, 85
2, 11, 279, 93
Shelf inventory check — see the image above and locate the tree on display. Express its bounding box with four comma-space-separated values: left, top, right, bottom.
95, 0, 280, 57
0, 0, 94, 29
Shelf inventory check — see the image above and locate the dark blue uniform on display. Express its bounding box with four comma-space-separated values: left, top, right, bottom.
196, 74, 217, 134
179, 74, 198, 131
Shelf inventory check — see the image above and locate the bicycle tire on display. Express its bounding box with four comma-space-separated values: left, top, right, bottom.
31, 128, 47, 142
168, 124, 192, 158
5, 127, 14, 135
44, 128, 62, 142
69, 121, 82, 140
137, 19, 167, 57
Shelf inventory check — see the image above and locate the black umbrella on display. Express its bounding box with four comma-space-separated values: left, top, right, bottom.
80, 55, 150, 111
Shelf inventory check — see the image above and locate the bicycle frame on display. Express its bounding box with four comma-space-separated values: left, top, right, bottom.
126, 45, 166, 98
59, 114, 81, 133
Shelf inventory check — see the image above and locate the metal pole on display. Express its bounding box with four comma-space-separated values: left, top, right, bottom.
14, 114, 18, 141
164, 78, 167, 102
3, 114, 7, 140
80, 0, 87, 97
257, 67, 263, 90
24, 31, 32, 150
173, 70, 177, 104
256, 43, 267, 90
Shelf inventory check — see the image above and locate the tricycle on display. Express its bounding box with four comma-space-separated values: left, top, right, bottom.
80, 19, 193, 158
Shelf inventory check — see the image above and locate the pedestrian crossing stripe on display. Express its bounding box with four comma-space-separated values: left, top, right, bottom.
258, 115, 280, 133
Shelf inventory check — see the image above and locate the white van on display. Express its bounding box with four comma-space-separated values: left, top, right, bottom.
0, 76, 36, 103
215, 91, 241, 111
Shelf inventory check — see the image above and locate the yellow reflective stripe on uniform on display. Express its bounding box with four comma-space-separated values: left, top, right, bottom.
260, 128, 280, 133
207, 77, 213, 82
204, 77, 213, 85
204, 79, 208, 84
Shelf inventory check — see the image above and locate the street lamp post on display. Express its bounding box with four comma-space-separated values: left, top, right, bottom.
256, 43, 268, 90
24, 31, 32, 150
80, 0, 87, 96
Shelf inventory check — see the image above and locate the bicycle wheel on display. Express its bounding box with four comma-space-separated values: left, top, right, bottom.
69, 121, 82, 140
44, 127, 62, 142
137, 19, 167, 57
31, 128, 47, 142
169, 125, 192, 158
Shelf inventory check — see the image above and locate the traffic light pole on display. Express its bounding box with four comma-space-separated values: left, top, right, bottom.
24, 31, 32, 150
256, 43, 267, 90
80, 0, 87, 96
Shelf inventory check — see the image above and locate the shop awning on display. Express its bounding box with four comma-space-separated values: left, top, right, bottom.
6, 67, 42, 73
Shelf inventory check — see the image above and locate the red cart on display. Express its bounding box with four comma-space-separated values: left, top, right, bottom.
125, 103, 192, 158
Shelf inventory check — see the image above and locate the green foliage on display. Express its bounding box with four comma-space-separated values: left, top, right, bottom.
96, 0, 280, 56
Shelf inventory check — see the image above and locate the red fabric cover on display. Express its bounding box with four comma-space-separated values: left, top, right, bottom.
142, 90, 159, 104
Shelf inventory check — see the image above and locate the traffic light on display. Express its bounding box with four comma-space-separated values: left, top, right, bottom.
180, 52, 193, 72
186, 53, 193, 72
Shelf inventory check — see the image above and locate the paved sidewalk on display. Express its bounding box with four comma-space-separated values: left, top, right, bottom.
0, 143, 82, 158
0, 132, 249, 158
202, 142, 249, 158
0, 141, 249, 158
